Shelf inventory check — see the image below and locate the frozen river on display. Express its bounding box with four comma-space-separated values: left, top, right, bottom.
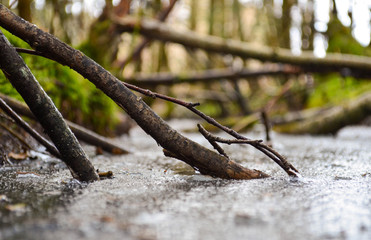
1, 121, 370, 240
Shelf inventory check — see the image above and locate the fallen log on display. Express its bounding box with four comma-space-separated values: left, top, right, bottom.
0, 93, 129, 155
273, 92, 371, 134
123, 65, 300, 87
114, 17, 371, 78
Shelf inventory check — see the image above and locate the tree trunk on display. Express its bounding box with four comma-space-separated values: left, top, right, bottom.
0, 4, 268, 180
0, 30, 99, 181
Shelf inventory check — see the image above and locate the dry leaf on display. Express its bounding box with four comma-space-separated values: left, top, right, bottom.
8, 152, 29, 160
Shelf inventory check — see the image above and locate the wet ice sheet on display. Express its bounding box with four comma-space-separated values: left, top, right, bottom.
0, 124, 370, 240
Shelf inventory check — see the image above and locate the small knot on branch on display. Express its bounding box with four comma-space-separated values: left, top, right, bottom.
187, 102, 200, 107
144, 89, 156, 98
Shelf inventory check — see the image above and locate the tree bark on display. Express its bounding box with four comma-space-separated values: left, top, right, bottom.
0, 29, 99, 181
0, 93, 129, 154
113, 17, 371, 78
0, 4, 268, 180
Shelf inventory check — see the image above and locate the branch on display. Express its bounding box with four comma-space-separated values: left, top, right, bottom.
15, 47, 48, 58
0, 4, 267, 180
123, 82, 200, 107
10, 45, 298, 176
126, 81, 299, 176
117, 0, 177, 69
0, 93, 129, 155
0, 97, 61, 157
0, 121, 32, 150
126, 78, 299, 176
198, 124, 230, 159
123, 65, 301, 87
113, 17, 371, 78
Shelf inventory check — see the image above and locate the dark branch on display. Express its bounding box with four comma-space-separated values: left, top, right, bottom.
198, 124, 230, 158
198, 124, 263, 145
0, 97, 61, 158
0, 93, 129, 155
0, 4, 268, 180
12, 41, 298, 176
15, 47, 55, 61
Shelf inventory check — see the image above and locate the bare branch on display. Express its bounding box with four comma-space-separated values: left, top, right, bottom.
197, 124, 230, 158
0, 97, 61, 158
123, 65, 301, 87
0, 4, 268, 180
0, 121, 31, 150
11, 41, 298, 176
0, 93, 129, 155
198, 124, 262, 145
0, 29, 99, 181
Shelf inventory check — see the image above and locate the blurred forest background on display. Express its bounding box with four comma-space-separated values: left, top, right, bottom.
1, 0, 371, 136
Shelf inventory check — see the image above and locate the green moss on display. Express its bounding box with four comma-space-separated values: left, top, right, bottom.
0, 28, 118, 135
307, 74, 371, 108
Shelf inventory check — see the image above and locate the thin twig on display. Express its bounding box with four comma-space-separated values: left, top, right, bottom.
0, 121, 31, 149
15, 47, 55, 61
0, 98, 61, 158
198, 124, 262, 145
0, 112, 15, 123
197, 123, 298, 175
124, 82, 200, 107
198, 124, 230, 158
261, 111, 271, 143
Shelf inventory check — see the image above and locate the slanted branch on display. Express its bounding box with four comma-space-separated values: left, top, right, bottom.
0, 4, 274, 180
